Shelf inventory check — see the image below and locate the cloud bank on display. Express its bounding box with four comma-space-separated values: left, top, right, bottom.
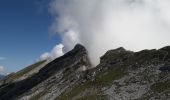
49, 0, 170, 65
39, 44, 64, 61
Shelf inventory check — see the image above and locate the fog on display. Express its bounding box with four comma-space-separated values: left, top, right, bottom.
49, 0, 170, 65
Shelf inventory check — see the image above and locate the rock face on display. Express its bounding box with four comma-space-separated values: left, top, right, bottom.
0, 44, 169, 100
0, 44, 91, 100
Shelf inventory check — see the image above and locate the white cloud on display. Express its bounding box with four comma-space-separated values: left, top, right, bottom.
49, 0, 170, 66
39, 52, 50, 61
39, 44, 64, 61
50, 43, 64, 60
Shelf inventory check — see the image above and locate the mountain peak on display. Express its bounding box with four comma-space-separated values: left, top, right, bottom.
74, 43, 86, 50
0, 44, 91, 100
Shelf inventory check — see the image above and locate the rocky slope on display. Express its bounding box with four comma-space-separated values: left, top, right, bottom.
0, 44, 91, 100
0, 60, 47, 86
0, 44, 169, 100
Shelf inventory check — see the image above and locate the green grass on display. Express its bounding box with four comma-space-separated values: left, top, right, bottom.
159, 72, 169, 80
95, 66, 124, 86
76, 94, 107, 100
101, 49, 131, 63
12, 60, 46, 79
139, 81, 170, 100
151, 81, 170, 93
56, 81, 93, 100
56, 65, 124, 100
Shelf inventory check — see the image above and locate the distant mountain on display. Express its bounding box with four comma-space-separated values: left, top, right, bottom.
0, 60, 47, 86
0, 44, 169, 100
0, 74, 5, 79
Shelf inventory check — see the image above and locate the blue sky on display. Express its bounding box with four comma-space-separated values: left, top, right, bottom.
0, 0, 60, 73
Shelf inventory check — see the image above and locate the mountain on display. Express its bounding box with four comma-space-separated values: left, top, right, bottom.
0, 74, 5, 79
0, 60, 47, 86
0, 44, 169, 100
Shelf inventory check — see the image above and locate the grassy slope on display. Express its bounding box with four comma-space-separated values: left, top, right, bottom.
11, 60, 46, 79
56, 66, 124, 100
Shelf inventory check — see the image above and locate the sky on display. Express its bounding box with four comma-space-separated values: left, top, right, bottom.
0, 0, 61, 74
1, 0, 170, 74
50, 0, 170, 66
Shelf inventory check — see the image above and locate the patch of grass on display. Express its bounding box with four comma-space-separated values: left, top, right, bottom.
159, 72, 168, 79
56, 66, 124, 100
95, 66, 124, 86
151, 81, 170, 93
56, 81, 93, 100
76, 94, 108, 100
124, 50, 158, 66
139, 81, 170, 100
101, 49, 131, 63
12, 60, 46, 79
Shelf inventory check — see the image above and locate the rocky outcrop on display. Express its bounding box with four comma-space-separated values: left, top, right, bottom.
55, 46, 170, 100
0, 44, 91, 100
0, 44, 169, 100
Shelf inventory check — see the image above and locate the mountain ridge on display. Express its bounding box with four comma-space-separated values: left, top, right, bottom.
0, 44, 169, 100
